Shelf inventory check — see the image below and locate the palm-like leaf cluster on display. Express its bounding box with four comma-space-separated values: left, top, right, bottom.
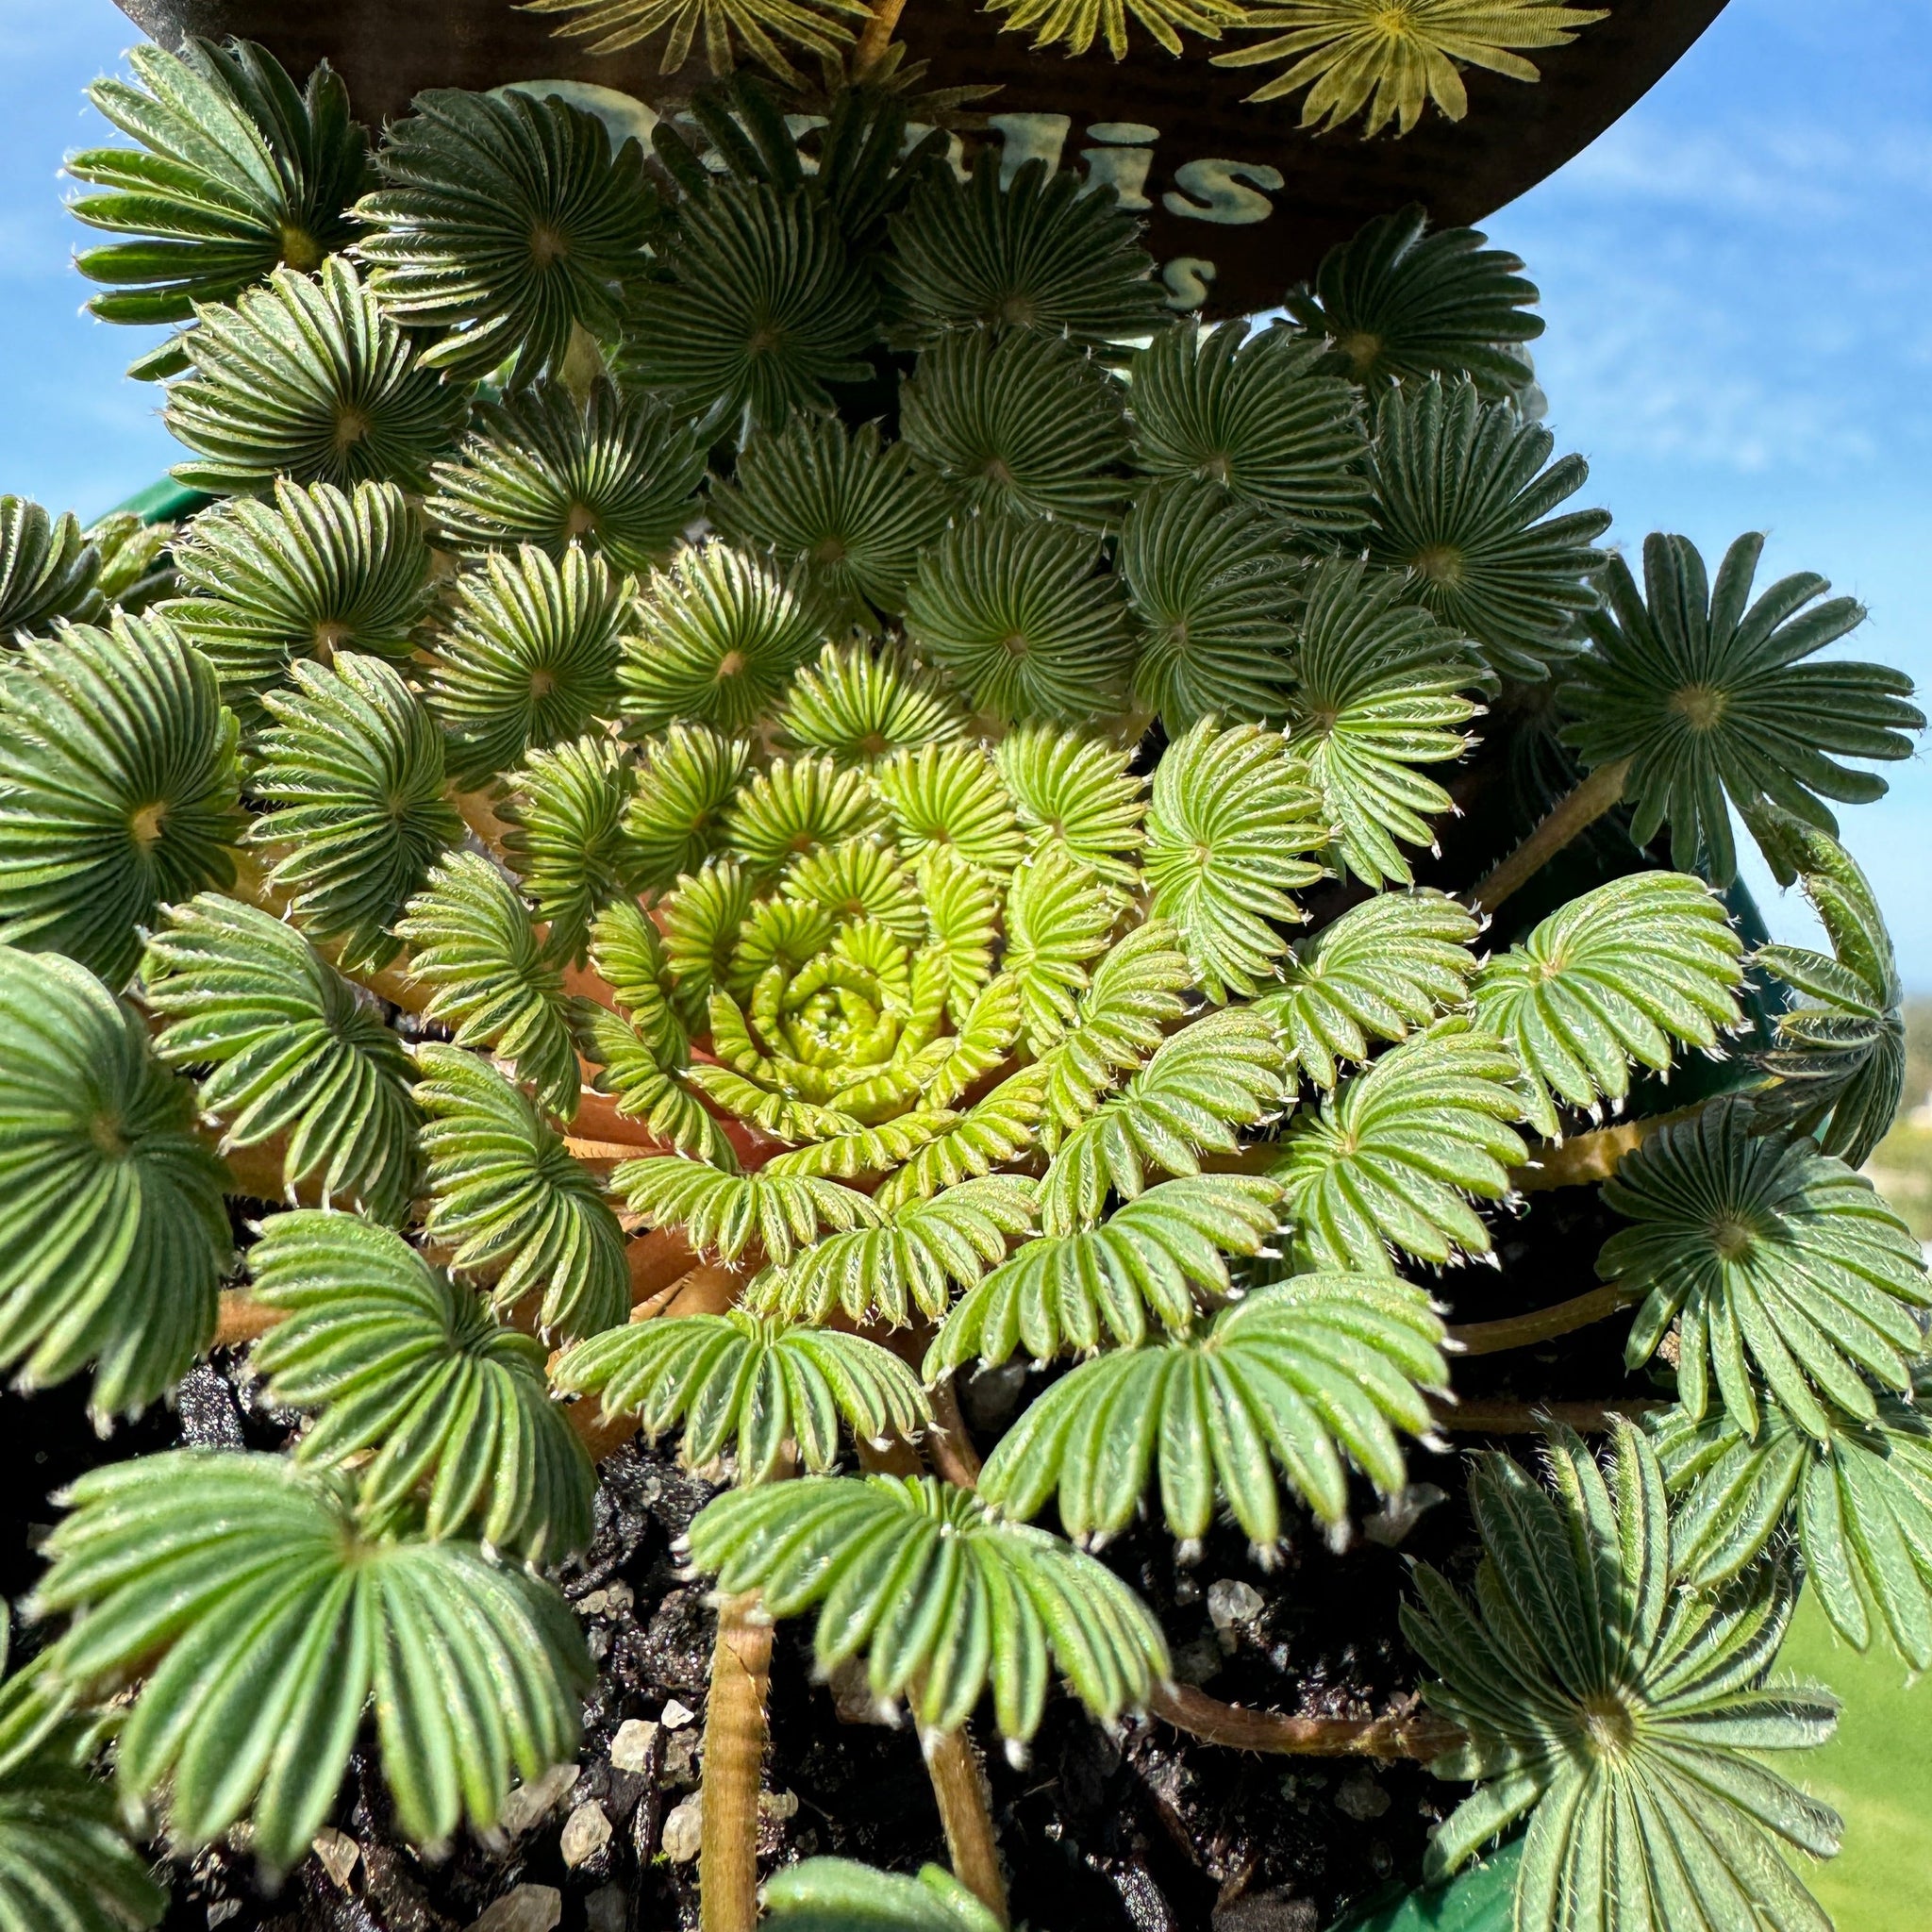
5, 45, 1922, 1932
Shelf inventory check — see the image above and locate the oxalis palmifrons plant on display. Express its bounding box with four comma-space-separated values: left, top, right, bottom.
0, 25, 1924, 1932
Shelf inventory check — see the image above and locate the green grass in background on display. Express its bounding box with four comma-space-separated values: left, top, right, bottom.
1863, 998, 1932, 1241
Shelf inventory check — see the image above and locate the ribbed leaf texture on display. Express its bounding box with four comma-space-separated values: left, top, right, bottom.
1254, 889, 1481, 1089
163, 478, 433, 712
247, 1210, 593, 1558
250, 651, 462, 971
774, 641, 968, 766
979, 1271, 1448, 1548
415, 1043, 628, 1339
428, 376, 704, 575
522, 0, 870, 86
1270, 1017, 1527, 1270
552, 1309, 927, 1480
620, 543, 826, 736
1405, 1421, 1840, 1932
0, 614, 242, 987
33, 1451, 591, 1868
83, 508, 179, 613
1601, 1098, 1931, 1441
142, 894, 421, 1222
68, 37, 371, 336
983, 0, 1250, 58
165, 259, 468, 495
901, 330, 1129, 529
621, 181, 875, 440
1474, 872, 1745, 1141
424, 542, 627, 786
763, 1858, 1001, 1932
0, 496, 102, 638
498, 734, 642, 966
687, 1474, 1170, 1738
1366, 375, 1609, 683
1143, 718, 1330, 1000
357, 88, 657, 384
615, 1157, 880, 1264
1655, 1392, 1932, 1669
394, 852, 581, 1119
1212, 0, 1607, 129
930, 1174, 1286, 1368
1564, 530, 1922, 886
887, 157, 1168, 353
1282, 557, 1483, 886
1283, 205, 1545, 396
1127, 320, 1370, 534
1746, 803, 1905, 1166
0, 946, 227, 1417
1120, 479, 1301, 726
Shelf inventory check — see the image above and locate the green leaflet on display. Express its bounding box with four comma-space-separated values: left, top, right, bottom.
424, 541, 628, 787
624, 724, 754, 894
575, 1001, 734, 1166
522, 0, 869, 86
746, 1175, 1037, 1326
978, 1271, 1448, 1546
874, 743, 1026, 874
428, 376, 705, 575
1127, 318, 1370, 535
1747, 801, 1907, 1166
1601, 1098, 1931, 1441
84, 508, 179, 614
1474, 872, 1744, 1141
984, 0, 1248, 58
1253, 889, 1480, 1090
33, 1450, 591, 1869
1282, 557, 1485, 889
0, 495, 102, 638
1564, 530, 1921, 886
1406, 1421, 1841, 1932
774, 641, 969, 767
499, 733, 643, 966
1653, 1395, 1932, 1670
356, 87, 658, 385
886, 155, 1168, 354
163, 478, 434, 717
725, 754, 889, 883
615, 1155, 880, 1264
687, 1474, 1169, 1738
395, 851, 581, 1119
164, 258, 468, 495
1365, 375, 1608, 685
247, 1210, 593, 1558
1269, 1017, 1527, 1271
0, 614, 242, 987
0, 946, 228, 1418
928, 1173, 1286, 1369
551, 1308, 927, 1480
249, 650, 463, 972
143, 893, 421, 1223
1282, 206, 1545, 399
764, 1858, 1002, 1932
416, 1043, 628, 1339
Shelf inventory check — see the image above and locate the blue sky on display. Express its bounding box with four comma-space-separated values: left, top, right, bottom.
1, 0, 1926, 980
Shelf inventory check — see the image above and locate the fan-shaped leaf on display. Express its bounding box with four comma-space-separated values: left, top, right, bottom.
34, 1450, 591, 1868
1564, 530, 1922, 886
1366, 375, 1608, 684
575, 1001, 735, 1165
143, 894, 421, 1222
247, 1209, 592, 1558
0, 614, 242, 986
357, 88, 657, 384
995, 724, 1145, 887
723, 754, 886, 884
553, 1309, 927, 1479
980, 1271, 1448, 1544
249, 650, 463, 971
424, 542, 627, 785
688, 1474, 1168, 1738
1283, 205, 1544, 397
1128, 319, 1369, 534
1143, 718, 1329, 1001
0, 946, 227, 1417
1270, 1017, 1527, 1270
622, 724, 753, 892
165, 259, 468, 496
524, 0, 869, 85
1282, 557, 1483, 888
874, 742, 1026, 874
498, 734, 641, 965
416, 1043, 627, 1338
395, 852, 580, 1119
930, 1173, 1285, 1369
1252, 889, 1480, 1090
0, 495, 101, 638
1474, 872, 1744, 1141
614, 1154, 879, 1263
1601, 1097, 1931, 1441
